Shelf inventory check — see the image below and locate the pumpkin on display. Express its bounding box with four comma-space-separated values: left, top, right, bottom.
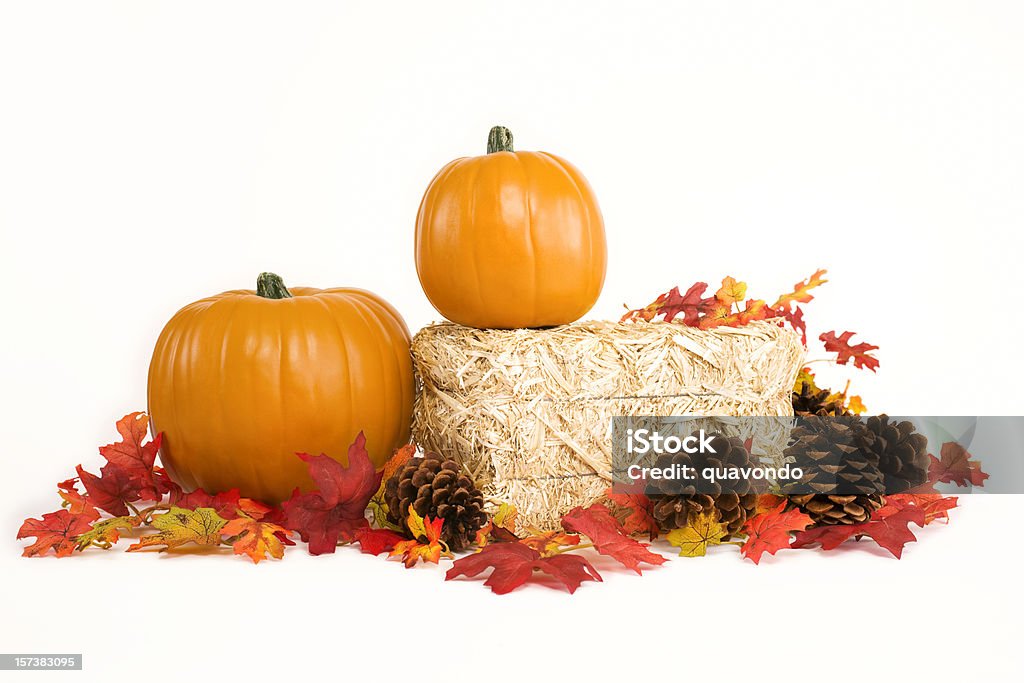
415, 125, 607, 329
147, 272, 414, 503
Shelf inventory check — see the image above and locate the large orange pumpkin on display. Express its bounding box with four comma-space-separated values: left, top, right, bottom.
415, 125, 607, 329
147, 273, 414, 503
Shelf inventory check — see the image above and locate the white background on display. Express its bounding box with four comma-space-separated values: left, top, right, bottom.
1, 1, 1022, 680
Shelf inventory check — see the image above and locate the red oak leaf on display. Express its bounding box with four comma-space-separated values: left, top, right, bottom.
819, 331, 880, 372
353, 527, 407, 556
605, 488, 659, 541
561, 503, 666, 573
740, 501, 813, 564
445, 542, 602, 595
883, 493, 958, 525
661, 283, 708, 326
18, 507, 100, 558
773, 305, 808, 344
76, 463, 141, 517
928, 442, 989, 487
281, 432, 382, 555
792, 505, 926, 559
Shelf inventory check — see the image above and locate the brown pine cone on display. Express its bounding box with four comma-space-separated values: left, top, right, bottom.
792, 381, 851, 417
648, 432, 758, 538
783, 415, 885, 525
862, 414, 929, 495
383, 452, 487, 552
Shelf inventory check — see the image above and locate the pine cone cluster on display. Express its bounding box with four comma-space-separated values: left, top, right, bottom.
383, 452, 487, 552
648, 432, 759, 538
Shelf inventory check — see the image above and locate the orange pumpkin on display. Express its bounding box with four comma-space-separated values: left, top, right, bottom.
415, 126, 607, 329
147, 273, 414, 503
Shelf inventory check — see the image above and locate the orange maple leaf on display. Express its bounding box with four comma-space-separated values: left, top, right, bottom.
740, 501, 813, 564
520, 528, 581, 557
390, 506, 452, 568
715, 276, 747, 306
222, 513, 291, 564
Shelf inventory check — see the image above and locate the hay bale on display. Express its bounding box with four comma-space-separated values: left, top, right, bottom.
412, 320, 804, 530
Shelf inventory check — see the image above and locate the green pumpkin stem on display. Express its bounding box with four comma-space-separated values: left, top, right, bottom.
487, 125, 514, 154
256, 272, 293, 299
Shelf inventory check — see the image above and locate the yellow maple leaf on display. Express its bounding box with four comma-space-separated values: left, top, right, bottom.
390, 506, 451, 568
493, 502, 517, 534
221, 514, 289, 564
127, 507, 227, 553
715, 276, 748, 306
847, 395, 867, 415
665, 510, 727, 557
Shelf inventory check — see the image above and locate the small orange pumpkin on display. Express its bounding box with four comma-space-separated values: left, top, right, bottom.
415, 126, 607, 329
147, 273, 413, 503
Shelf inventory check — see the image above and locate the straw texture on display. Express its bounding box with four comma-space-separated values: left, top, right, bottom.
412, 320, 804, 530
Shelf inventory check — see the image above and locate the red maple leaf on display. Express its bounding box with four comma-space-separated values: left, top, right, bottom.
605, 488, 659, 541
819, 331, 880, 372
18, 507, 100, 558
281, 432, 382, 555
445, 542, 602, 595
740, 501, 813, 564
171, 487, 244, 518
560, 503, 666, 573
792, 505, 926, 559
98, 413, 166, 498
882, 493, 958, 525
76, 463, 142, 517
928, 442, 989, 487
353, 527, 407, 556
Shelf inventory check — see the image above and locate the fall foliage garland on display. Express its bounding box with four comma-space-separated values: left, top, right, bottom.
17, 270, 986, 594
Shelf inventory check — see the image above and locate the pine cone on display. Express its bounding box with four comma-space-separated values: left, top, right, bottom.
648, 432, 758, 538
783, 416, 885, 525
383, 452, 487, 552
792, 381, 851, 417
862, 414, 929, 494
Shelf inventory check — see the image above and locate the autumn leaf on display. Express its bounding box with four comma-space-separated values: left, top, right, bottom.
846, 395, 867, 415
281, 432, 382, 555
76, 463, 141, 517
605, 488, 659, 541
475, 502, 520, 547
715, 276, 747, 306
127, 507, 227, 553
792, 505, 926, 559
172, 487, 243, 519
819, 331, 880, 372
519, 528, 581, 556
561, 503, 666, 573
353, 527, 407, 556
928, 442, 989, 487
57, 478, 94, 516
739, 501, 813, 564
18, 508, 100, 558
774, 305, 808, 344
773, 269, 828, 312
755, 494, 788, 516
75, 516, 139, 551
445, 542, 602, 595
883, 493, 958, 525
666, 510, 726, 557
221, 513, 291, 564
99, 412, 163, 494
390, 506, 451, 567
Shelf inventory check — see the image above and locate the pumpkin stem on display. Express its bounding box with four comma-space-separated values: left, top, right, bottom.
256, 272, 293, 299
487, 126, 514, 154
